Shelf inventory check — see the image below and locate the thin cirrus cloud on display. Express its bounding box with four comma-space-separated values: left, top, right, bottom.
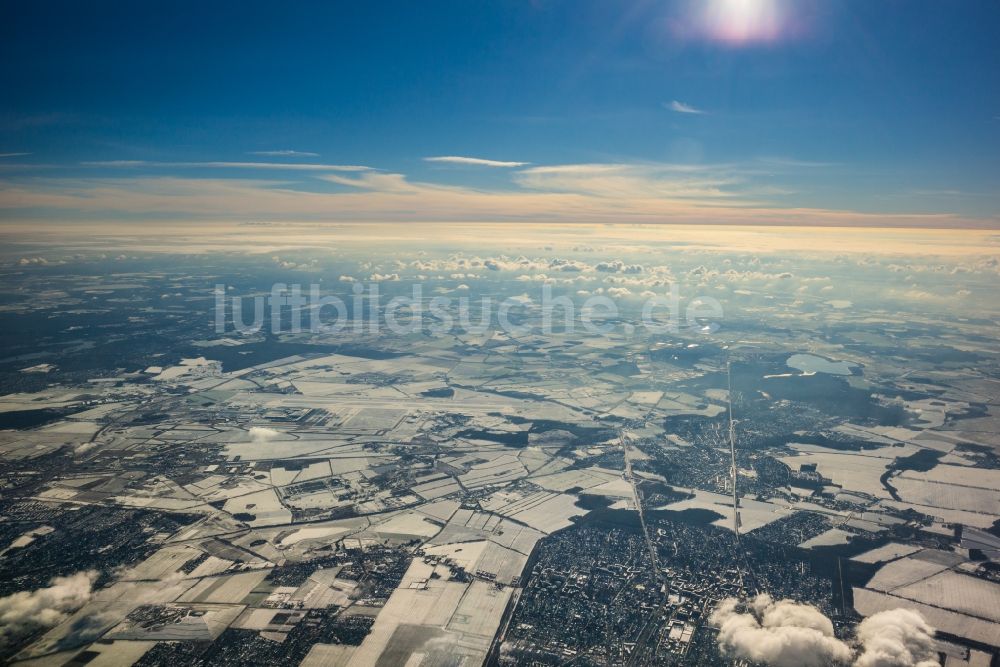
666, 100, 705, 115
0, 159, 984, 229
247, 150, 320, 157
513, 163, 744, 200
80, 160, 370, 172
755, 156, 838, 168
0, 152, 32, 158
424, 156, 528, 167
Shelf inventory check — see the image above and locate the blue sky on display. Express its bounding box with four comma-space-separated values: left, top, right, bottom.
1, 0, 998, 227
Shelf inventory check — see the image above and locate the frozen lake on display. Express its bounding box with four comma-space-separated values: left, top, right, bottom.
787, 353, 855, 376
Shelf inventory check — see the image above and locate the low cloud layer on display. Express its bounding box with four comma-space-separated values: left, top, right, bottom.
248, 426, 280, 443
0, 571, 98, 648
854, 609, 939, 667
711, 595, 939, 667
712, 594, 853, 667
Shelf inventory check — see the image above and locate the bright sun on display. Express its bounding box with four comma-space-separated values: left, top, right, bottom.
700, 0, 785, 45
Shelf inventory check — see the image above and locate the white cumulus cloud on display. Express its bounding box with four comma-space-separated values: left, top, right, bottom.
0, 571, 99, 648
854, 609, 938, 667
711, 594, 853, 667
712, 595, 940, 667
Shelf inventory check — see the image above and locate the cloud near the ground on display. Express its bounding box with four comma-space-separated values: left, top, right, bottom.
0, 571, 99, 648
710, 595, 939, 667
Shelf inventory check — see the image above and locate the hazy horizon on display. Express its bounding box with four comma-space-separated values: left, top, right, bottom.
2, 1, 999, 230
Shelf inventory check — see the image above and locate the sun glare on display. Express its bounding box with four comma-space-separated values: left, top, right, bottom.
699, 0, 787, 45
